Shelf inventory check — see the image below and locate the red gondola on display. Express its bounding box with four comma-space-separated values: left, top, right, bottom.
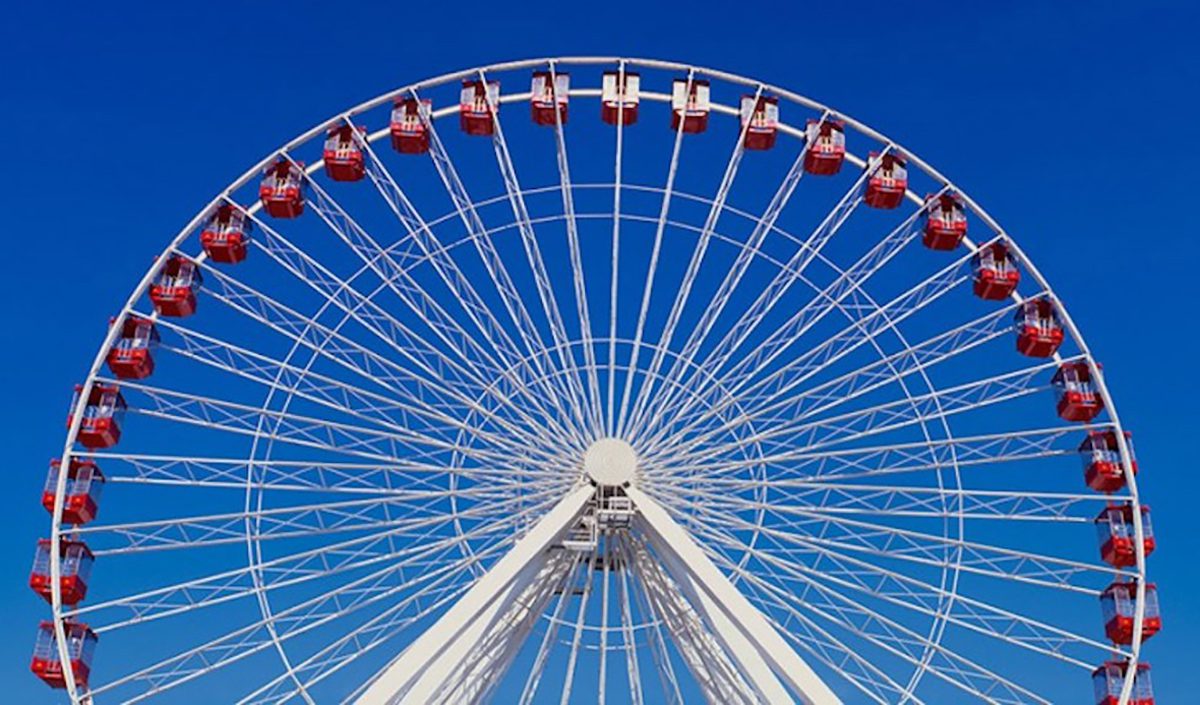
670, 78, 710, 133
105, 316, 158, 379
29, 539, 94, 606
149, 255, 202, 317
199, 204, 251, 264
531, 71, 569, 126
258, 158, 305, 218
1081, 430, 1137, 493
1014, 298, 1063, 357
1093, 661, 1154, 705
31, 620, 97, 690
864, 152, 908, 209
1095, 504, 1155, 568
740, 95, 779, 151
459, 80, 499, 136
322, 125, 366, 182
803, 119, 846, 176
971, 242, 1020, 300
67, 384, 126, 449
390, 98, 432, 154
601, 70, 640, 126
1100, 581, 1161, 645
1052, 362, 1104, 422
42, 458, 105, 525
923, 193, 967, 250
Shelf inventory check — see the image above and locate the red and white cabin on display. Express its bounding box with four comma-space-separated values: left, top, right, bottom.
31, 620, 97, 690
740, 95, 779, 150
971, 242, 1020, 300
67, 384, 126, 449
671, 78, 710, 134
460, 80, 499, 136
105, 316, 158, 380
390, 98, 432, 154
601, 71, 640, 126
258, 159, 305, 218
923, 193, 968, 250
200, 204, 251, 264
30, 539, 94, 606
803, 119, 846, 175
149, 255, 202, 317
1081, 430, 1137, 493
1093, 661, 1154, 705
323, 125, 366, 182
43, 458, 104, 525
1100, 581, 1161, 645
1095, 504, 1155, 568
1052, 361, 1104, 422
864, 152, 908, 209
1014, 298, 1063, 357
531, 71, 569, 126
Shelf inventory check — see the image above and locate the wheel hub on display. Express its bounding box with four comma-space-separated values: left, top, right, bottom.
583, 438, 637, 487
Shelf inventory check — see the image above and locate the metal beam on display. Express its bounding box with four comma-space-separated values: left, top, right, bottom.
353, 484, 594, 704
626, 486, 842, 705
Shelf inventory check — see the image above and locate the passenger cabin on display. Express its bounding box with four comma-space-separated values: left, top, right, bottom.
1093, 661, 1154, 705
1100, 581, 1161, 645
1081, 430, 1137, 493
29, 539, 94, 606
43, 458, 104, 525
258, 159, 305, 218
670, 78, 711, 133
1095, 504, 1155, 568
740, 95, 779, 150
601, 71, 640, 126
923, 193, 968, 250
803, 119, 846, 175
149, 255, 201, 317
864, 152, 908, 209
459, 80, 499, 136
1014, 298, 1063, 357
531, 71, 569, 126
105, 316, 158, 380
390, 98, 432, 154
199, 204, 251, 264
972, 242, 1020, 300
31, 621, 97, 690
67, 384, 126, 449
322, 125, 366, 182
1053, 362, 1104, 422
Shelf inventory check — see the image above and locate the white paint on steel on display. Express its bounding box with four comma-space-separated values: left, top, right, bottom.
353, 484, 593, 705
47, 57, 1146, 705
626, 486, 843, 705
584, 438, 638, 486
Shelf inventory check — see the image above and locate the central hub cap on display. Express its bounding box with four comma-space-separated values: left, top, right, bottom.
583, 438, 637, 487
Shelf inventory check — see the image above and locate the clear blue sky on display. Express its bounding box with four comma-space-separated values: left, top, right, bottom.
1, 1, 1196, 702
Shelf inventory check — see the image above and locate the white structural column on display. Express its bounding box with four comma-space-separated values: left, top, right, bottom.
354, 484, 594, 705
626, 486, 843, 705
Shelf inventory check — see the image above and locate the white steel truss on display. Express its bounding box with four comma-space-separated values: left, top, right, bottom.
43, 57, 1151, 705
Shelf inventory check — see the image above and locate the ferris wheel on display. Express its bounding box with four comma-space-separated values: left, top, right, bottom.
32, 57, 1159, 705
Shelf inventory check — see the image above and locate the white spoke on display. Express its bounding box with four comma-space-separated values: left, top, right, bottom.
614, 71, 695, 438
352, 118, 579, 439
417, 86, 589, 445
46, 61, 1147, 705
624, 80, 757, 439
479, 71, 596, 438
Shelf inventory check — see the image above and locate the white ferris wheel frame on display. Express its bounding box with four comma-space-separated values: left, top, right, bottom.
45, 56, 1150, 704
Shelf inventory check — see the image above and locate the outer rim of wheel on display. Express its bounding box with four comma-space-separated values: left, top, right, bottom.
47, 56, 1147, 704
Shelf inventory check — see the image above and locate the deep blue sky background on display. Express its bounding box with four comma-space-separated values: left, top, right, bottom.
1, 1, 1196, 702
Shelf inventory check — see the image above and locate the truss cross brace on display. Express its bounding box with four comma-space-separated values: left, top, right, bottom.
353, 484, 841, 705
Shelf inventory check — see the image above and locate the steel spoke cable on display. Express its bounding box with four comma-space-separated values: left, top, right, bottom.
614, 69, 696, 439
413, 86, 590, 444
